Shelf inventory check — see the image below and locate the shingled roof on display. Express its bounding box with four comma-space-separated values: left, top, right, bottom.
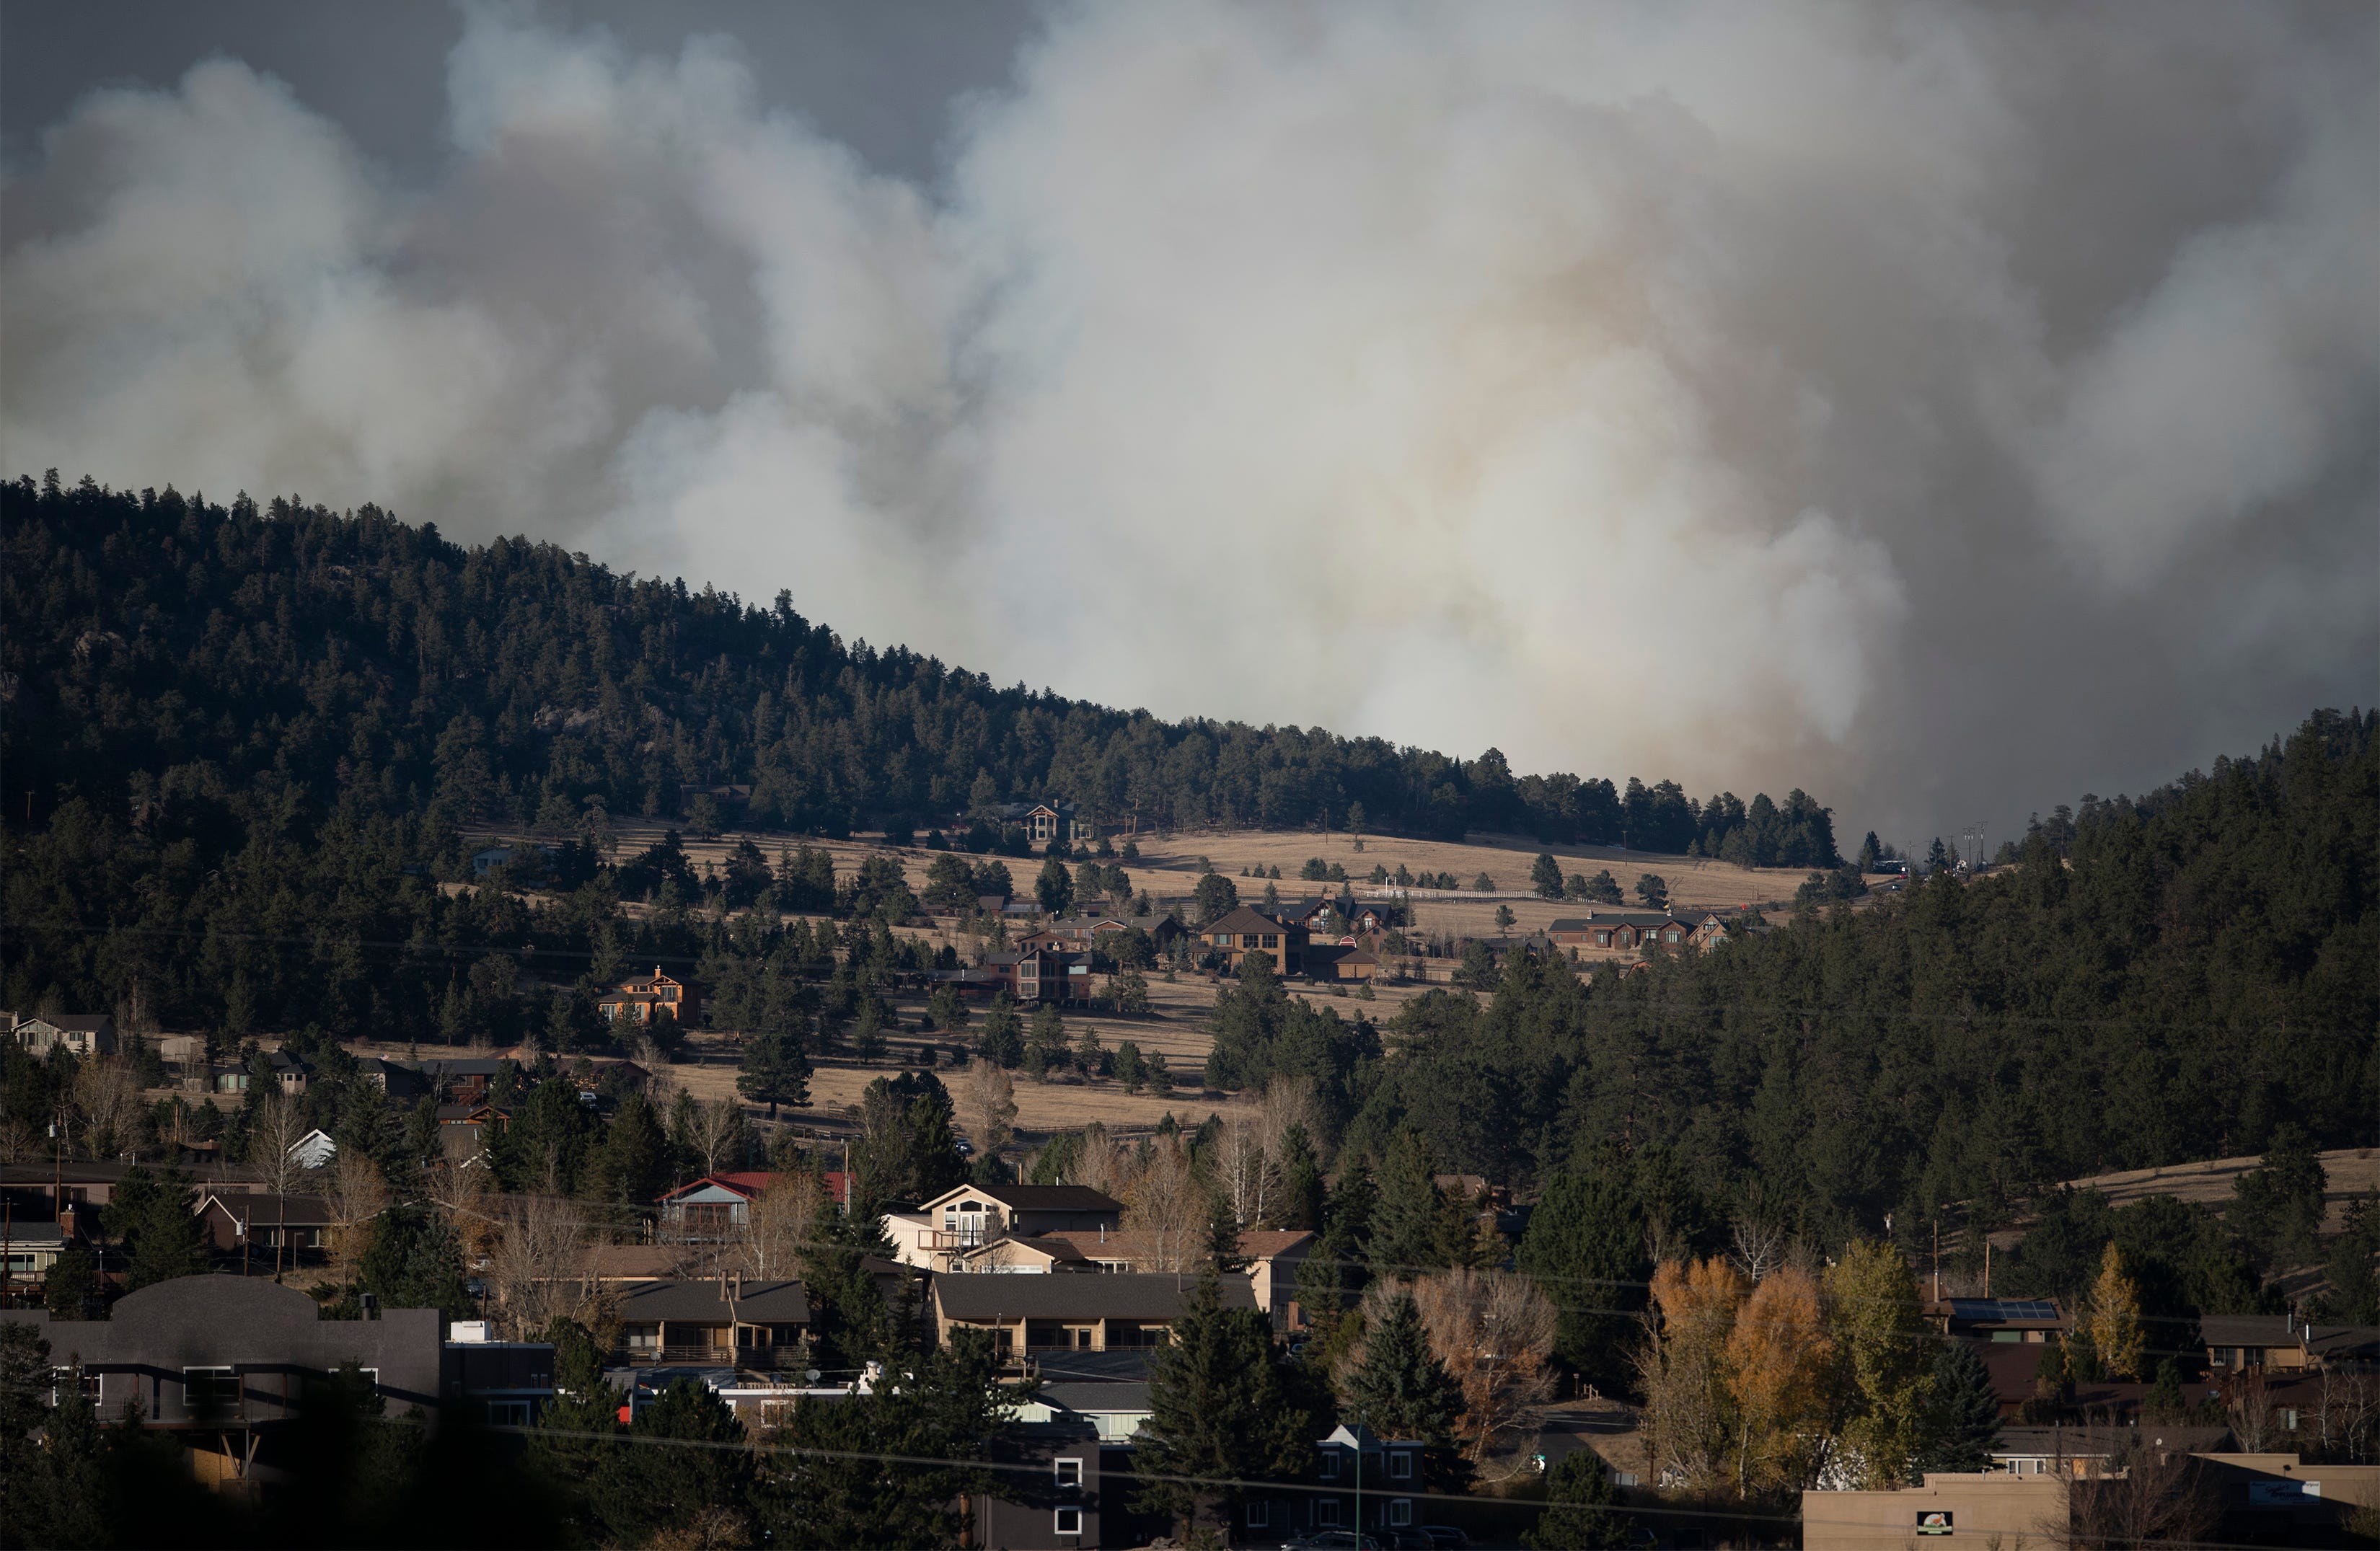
935, 1271, 1257, 1322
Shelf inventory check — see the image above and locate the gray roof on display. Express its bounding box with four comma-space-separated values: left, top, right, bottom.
2200, 1314, 2296, 1347
970, 1184, 1127, 1214
1547, 912, 1683, 931
1040, 1381, 1151, 1413
616, 1278, 810, 1324
935, 1271, 1256, 1322
200, 1193, 335, 1225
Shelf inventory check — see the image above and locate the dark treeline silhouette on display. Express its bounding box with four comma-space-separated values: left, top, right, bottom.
1290, 711, 2375, 1253
0, 471, 1833, 1034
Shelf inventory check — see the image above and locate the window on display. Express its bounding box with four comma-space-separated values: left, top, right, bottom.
1389, 1449, 1414, 1480
1317, 1500, 1342, 1526
1247, 1501, 1269, 1528
182, 1368, 239, 1415
51, 1367, 99, 1407
1389, 1499, 1413, 1526
487, 1399, 531, 1428
1054, 1506, 1083, 1536
1319, 1450, 1341, 1480
1054, 1457, 1083, 1488
2282, 1409, 2301, 1432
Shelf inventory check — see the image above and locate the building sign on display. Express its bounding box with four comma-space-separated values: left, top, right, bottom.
1916, 1508, 1954, 1536
2247, 1480, 2319, 1505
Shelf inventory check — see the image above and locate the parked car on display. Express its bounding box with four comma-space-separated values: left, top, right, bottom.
1282, 1533, 1387, 1551
1413, 1529, 1471, 1550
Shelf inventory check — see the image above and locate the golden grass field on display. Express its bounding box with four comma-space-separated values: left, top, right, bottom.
406, 821, 1885, 1147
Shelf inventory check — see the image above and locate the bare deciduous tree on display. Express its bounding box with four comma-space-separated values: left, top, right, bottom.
689, 1097, 750, 1176
1215, 1113, 1274, 1229
1258, 1074, 1324, 1161
1409, 1268, 1560, 1474
322, 1149, 390, 1286
1729, 1211, 1790, 1286
488, 1192, 594, 1340
425, 1155, 501, 1268
740, 1172, 824, 1281
1121, 1135, 1209, 1272
1067, 1121, 1137, 1200
961, 1059, 1018, 1162
73, 1059, 145, 1159
249, 1090, 309, 1197
2066, 1446, 2219, 1551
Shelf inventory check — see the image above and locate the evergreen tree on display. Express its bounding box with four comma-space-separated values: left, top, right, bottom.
1525, 1447, 1634, 1550
976, 994, 1023, 1068
103, 1165, 211, 1290
1343, 1292, 1466, 1488
1133, 1270, 1315, 1539
1271, 1123, 1326, 1232
1034, 856, 1074, 916
1530, 852, 1564, 898
1517, 1162, 1647, 1397
738, 1025, 812, 1119
1024, 1003, 1068, 1078
1368, 1131, 1458, 1277
1916, 1341, 2001, 1472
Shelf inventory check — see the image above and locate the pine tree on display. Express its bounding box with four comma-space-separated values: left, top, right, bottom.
1524, 1447, 1634, 1550
1344, 1292, 1466, 1488
1133, 1270, 1314, 1539
1271, 1123, 1325, 1231
737, 1025, 812, 1119
1530, 852, 1564, 898
976, 993, 1023, 1067
1917, 1340, 2001, 1472
1369, 1131, 1456, 1277
1517, 1164, 1647, 1398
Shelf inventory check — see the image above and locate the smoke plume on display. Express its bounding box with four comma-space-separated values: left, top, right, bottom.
4, 2, 2372, 839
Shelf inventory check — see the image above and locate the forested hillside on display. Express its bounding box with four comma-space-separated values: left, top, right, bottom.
0, 472, 1827, 1032
1315, 710, 2376, 1257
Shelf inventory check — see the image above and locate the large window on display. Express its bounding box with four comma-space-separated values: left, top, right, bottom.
182, 1368, 239, 1416
1247, 1501, 1269, 1528
1389, 1450, 1414, 1480
1055, 1457, 1083, 1488
1389, 1499, 1413, 1526
1317, 1500, 1342, 1527
1054, 1506, 1083, 1535
1319, 1451, 1341, 1480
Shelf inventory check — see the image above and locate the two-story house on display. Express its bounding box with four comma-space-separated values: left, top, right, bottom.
883, 1184, 1125, 1273
983, 947, 1093, 1006
1546, 911, 1698, 955
597, 967, 701, 1027
1200, 905, 1308, 976
1241, 1423, 1431, 1542
932, 1271, 1260, 1356
614, 1275, 810, 1372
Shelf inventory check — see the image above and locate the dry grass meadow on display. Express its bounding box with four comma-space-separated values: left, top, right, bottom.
392, 821, 1878, 1150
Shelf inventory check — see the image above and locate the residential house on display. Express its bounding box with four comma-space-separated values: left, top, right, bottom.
1302, 943, 1380, 983
656, 1170, 855, 1242
287, 1129, 338, 1171
1199, 905, 1308, 976
1, 1224, 70, 1299
931, 1271, 1259, 1355
0, 1274, 442, 1490
1349, 902, 1398, 934
441, 1322, 556, 1428
352, 1056, 427, 1099
1016, 1379, 1152, 1443
614, 1276, 810, 1371
597, 968, 701, 1028
957, 1229, 1139, 1275
196, 1193, 336, 1265
418, 1057, 512, 1105
2205, 1314, 2380, 1374
999, 801, 1078, 846
973, 1419, 1105, 1550
678, 782, 755, 811
1546, 911, 1696, 955
1017, 916, 1130, 953
12, 1015, 118, 1058
1238, 1229, 1317, 1332
982, 947, 1093, 1006
1243, 1422, 1430, 1542
886, 1184, 1126, 1273
1925, 1296, 2068, 1344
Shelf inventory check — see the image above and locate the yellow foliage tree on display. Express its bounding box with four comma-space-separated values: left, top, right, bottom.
1823, 1240, 1934, 1488
1636, 1257, 1747, 1493
1724, 1265, 1835, 1500
2086, 1242, 2146, 1379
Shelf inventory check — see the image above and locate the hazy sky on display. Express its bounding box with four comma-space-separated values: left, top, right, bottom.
4, 1, 2373, 847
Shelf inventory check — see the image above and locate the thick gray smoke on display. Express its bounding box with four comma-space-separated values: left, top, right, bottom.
4, 2, 2373, 841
